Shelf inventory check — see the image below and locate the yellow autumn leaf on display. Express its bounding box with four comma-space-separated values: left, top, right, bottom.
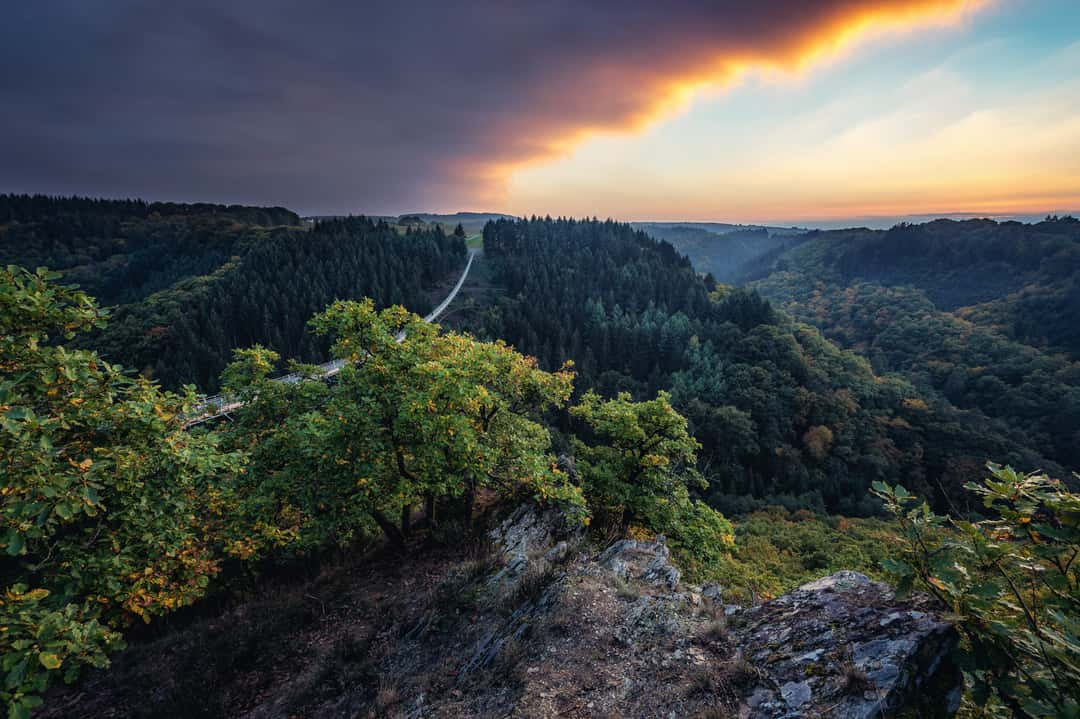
39, 652, 62, 669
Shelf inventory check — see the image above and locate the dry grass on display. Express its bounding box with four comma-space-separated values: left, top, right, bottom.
718, 652, 757, 689
485, 638, 526, 689
699, 618, 728, 643
840, 659, 873, 694
686, 667, 721, 697
696, 597, 725, 620
614, 576, 641, 601
506, 562, 560, 609
682, 652, 758, 719
374, 679, 401, 710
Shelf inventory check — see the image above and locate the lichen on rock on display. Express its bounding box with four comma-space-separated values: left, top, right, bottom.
729, 570, 961, 718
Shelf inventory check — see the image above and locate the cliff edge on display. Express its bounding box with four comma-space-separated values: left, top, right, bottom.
43, 505, 959, 718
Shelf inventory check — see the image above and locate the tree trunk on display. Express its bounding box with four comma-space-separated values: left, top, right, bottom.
464, 479, 476, 535
370, 509, 405, 546
424, 493, 436, 528
400, 503, 411, 538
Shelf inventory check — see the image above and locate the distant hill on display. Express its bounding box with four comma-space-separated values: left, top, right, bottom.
747, 216, 1080, 472
455, 216, 1063, 516
745, 217, 1080, 357
0, 194, 300, 305
633, 221, 804, 282
403, 211, 517, 235
770, 210, 1080, 231
1, 195, 466, 390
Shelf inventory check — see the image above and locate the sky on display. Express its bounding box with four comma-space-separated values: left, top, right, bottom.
1, 0, 1078, 223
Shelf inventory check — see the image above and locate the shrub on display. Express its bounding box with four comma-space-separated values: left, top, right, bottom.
873, 464, 1079, 718
1, 267, 244, 715
571, 391, 734, 579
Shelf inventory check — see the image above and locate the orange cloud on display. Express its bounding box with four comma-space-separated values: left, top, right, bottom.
456, 0, 990, 210
1, 0, 996, 214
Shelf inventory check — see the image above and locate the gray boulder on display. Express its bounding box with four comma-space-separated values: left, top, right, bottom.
489, 504, 559, 558
730, 571, 961, 718
598, 536, 681, 590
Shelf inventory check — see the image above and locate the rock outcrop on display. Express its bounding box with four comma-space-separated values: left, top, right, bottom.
44, 504, 962, 719
730, 571, 960, 718
481, 507, 962, 718
599, 537, 682, 590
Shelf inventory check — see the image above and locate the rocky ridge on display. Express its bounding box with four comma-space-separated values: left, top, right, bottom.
448, 504, 962, 718
42, 504, 960, 718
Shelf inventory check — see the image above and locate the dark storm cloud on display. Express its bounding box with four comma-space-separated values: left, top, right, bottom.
0, 1, 978, 214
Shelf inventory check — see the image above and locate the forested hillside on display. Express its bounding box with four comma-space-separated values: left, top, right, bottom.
93, 218, 466, 391
467, 218, 1054, 516
745, 218, 1080, 357
8, 201, 1071, 507
748, 218, 1080, 472
633, 222, 800, 282
0, 196, 467, 391
0, 195, 300, 305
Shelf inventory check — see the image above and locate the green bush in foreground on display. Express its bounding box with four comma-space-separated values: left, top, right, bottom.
873, 466, 1080, 718
570, 390, 735, 570
0, 267, 244, 718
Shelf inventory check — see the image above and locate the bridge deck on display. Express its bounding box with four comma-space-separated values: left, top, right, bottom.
185, 248, 478, 427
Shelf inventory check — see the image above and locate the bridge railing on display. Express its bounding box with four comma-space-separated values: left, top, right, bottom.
184, 249, 476, 427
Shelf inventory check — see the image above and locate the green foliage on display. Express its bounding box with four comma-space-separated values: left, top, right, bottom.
873, 466, 1080, 718
8, 206, 1076, 716
219, 345, 281, 392
1, 267, 586, 712
746, 217, 1080, 318
0, 194, 299, 306
570, 391, 734, 573
0, 196, 467, 392
1, 260, 731, 714
571, 391, 700, 525
668, 499, 736, 581
221, 298, 587, 552
0, 266, 244, 713
696, 508, 894, 603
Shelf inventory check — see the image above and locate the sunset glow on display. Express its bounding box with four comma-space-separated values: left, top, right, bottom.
462, 0, 997, 211
494, 0, 1080, 223
1, 0, 1077, 221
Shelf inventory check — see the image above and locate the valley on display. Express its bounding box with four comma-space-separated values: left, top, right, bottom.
1, 196, 1077, 718
5, 3, 1079, 715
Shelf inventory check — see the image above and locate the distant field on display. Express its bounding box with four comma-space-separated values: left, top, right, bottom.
406, 212, 515, 236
